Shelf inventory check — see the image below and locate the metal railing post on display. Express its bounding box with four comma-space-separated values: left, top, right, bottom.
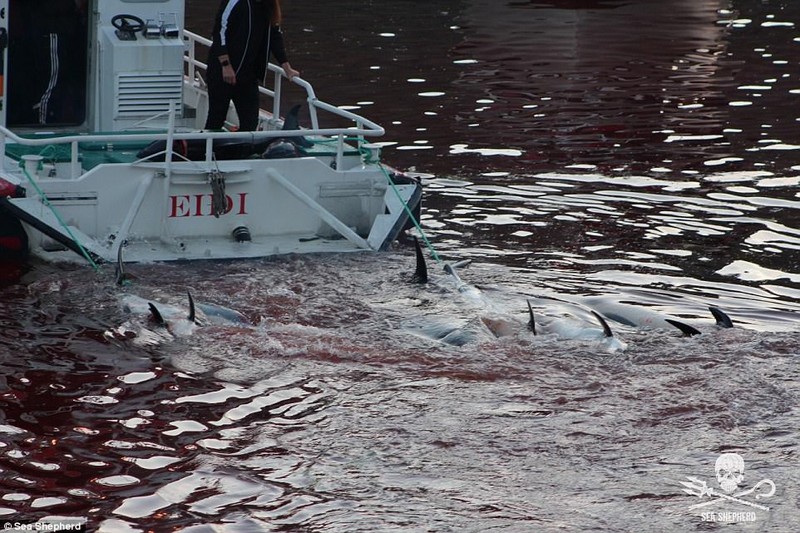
71, 141, 80, 178
186, 33, 196, 82
272, 70, 282, 123
336, 134, 344, 170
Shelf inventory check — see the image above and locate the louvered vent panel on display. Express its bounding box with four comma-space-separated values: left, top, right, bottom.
116, 73, 183, 117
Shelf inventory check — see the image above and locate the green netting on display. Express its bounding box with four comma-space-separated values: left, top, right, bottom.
5, 133, 151, 170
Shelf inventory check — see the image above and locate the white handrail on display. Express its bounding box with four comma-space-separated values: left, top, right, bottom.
0, 30, 385, 174
0, 121, 382, 174
0, 127, 374, 147
182, 29, 377, 138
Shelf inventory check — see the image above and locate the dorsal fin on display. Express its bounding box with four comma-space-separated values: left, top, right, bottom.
187, 291, 196, 323
148, 303, 167, 327
709, 306, 733, 329
591, 310, 614, 338
412, 237, 428, 283
665, 319, 702, 337
527, 300, 537, 335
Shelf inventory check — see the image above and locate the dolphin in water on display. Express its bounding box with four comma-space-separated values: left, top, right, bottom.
407, 241, 732, 347
581, 297, 733, 337
109, 292, 199, 344
404, 238, 508, 345
106, 243, 250, 346
412, 241, 624, 346
527, 299, 628, 352
442, 261, 486, 307
411, 237, 486, 305
115, 242, 249, 325
402, 315, 497, 347
412, 239, 618, 346
133, 290, 250, 329
195, 301, 250, 326
105, 289, 250, 347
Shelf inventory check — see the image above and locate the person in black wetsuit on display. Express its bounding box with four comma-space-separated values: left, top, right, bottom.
205, 0, 299, 131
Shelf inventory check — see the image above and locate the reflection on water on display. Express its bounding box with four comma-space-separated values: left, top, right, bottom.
421, 169, 799, 289
212, 0, 800, 180
197, 0, 798, 287
450, 0, 731, 173
1, 0, 798, 531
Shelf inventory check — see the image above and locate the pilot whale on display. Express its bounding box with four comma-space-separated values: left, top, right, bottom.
404, 238, 509, 345
412, 240, 626, 346
103, 242, 251, 348
105, 289, 251, 348
581, 297, 733, 336
402, 315, 497, 347
407, 240, 734, 347
527, 300, 628, 352
104, 292, 199, 347
412, 237, 484, 303
115, 243, 249, 326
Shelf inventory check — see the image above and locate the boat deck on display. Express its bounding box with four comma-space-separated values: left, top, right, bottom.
4, 131, 363, 172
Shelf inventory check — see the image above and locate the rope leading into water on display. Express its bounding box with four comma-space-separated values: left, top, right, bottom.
357, 141, 442, 264
19, 161, 101, 271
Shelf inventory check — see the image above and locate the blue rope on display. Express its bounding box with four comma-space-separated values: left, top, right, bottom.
19, 162, 100, 271
360, 144, 442, 264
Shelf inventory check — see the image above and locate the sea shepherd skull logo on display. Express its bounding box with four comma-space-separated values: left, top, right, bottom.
681, 453, 776, 511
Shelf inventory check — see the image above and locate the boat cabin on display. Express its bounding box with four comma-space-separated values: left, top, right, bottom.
2, 0, 190, 132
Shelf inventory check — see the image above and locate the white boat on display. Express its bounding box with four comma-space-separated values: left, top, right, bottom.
0, 0, 422, 265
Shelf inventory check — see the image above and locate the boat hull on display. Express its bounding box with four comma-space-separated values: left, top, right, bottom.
0, 155, 421, 263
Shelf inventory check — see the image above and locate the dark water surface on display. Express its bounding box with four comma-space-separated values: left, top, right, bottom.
1, 1, 799, 531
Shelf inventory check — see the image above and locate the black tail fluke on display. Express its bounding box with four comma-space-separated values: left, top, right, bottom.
709, 307, 734, 328
412, 237, 428, 284
281, 104, 313, 148
282, 104, 302, 131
